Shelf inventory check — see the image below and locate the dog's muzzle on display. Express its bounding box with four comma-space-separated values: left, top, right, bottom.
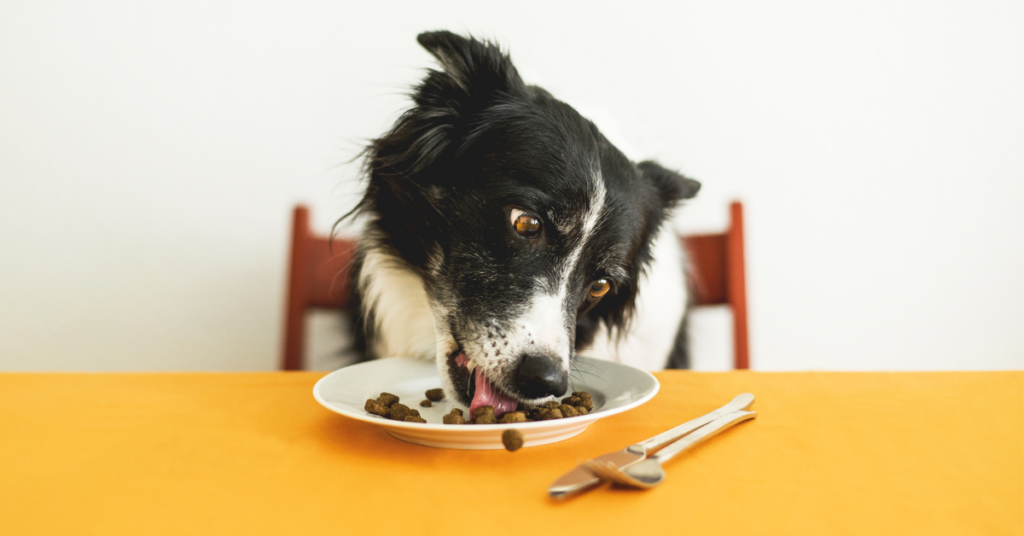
511, 354, 568, 399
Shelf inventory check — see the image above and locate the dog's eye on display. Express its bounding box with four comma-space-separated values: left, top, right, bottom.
589, 279, 611, 299
510, 209, 542, 238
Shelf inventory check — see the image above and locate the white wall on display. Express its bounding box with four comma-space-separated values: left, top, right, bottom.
1, 0, 1022, 372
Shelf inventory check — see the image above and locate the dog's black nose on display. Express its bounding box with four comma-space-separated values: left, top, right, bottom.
512, 354, 568, 399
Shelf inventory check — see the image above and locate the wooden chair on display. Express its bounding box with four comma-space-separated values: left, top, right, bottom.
281, 202, 749, 370
681, 202, 750, 369
281, 206, 358, 371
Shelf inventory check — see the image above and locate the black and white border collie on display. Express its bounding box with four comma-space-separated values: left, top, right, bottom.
347, 31, 700, 417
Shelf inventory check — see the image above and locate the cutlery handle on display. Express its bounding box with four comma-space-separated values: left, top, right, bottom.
637, 393, 755, 451
651, 410, 756, 464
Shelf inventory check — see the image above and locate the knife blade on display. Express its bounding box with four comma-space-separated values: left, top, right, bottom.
547, 393, 755, 499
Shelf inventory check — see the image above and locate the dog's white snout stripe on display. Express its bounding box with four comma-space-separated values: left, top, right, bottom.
513, 292, 571, 366
507, 168, 608, 369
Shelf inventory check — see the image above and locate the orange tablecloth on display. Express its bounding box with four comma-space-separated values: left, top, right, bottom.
1, 371, 1021, 535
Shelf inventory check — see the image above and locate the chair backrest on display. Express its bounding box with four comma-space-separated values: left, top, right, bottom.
281, 206, 357, 371
681, 202, 749, 369
281, 202, 749, 370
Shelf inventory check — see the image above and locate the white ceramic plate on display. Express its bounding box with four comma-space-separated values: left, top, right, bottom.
313, 356, 659, 450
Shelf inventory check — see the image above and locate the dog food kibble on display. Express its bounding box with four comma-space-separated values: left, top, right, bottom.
442, 407, 467, 424
535, 408, 562, 420
364, 399, 390, 417
388, 403, 416, 421
559, 404, 579, 418
443, 413, 467, 424
498, 411, 527, 423
502, 429, 524, 452
367, 387, 596, 425
377, 393, 400, 407
471, 405, 495, 421
384, 403, 405, 420
472, 406, 498, 424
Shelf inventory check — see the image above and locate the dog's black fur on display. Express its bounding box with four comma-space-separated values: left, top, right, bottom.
345, 31, 699, 406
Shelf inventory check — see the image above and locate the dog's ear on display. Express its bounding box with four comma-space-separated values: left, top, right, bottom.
366, 32, 525, 187
416, 31, 524, 100
638, 161, 701, 206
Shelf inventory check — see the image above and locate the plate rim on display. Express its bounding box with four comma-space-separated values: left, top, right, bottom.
312, 355, 660, 431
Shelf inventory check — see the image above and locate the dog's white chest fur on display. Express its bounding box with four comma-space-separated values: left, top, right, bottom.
358, 248, 438, 360
360, 222, 687, 371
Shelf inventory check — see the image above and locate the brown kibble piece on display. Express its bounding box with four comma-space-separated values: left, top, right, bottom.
502, 429, 524, 452
559, 404, 579, 418
443, 413, 467, 425
498, 411, 527, 423
388, 403, 412, 421
537, 408, 566, 420
471, 406, 495, 420
377, 394, 400, 407
364, 399, 389, 417
475, 413, 498, 424
369, 387, 593, 424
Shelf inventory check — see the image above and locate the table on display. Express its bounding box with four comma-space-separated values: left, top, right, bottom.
1, 371, 1021, 535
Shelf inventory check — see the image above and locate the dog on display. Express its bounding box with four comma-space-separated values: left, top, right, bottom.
345, 31, 700, 417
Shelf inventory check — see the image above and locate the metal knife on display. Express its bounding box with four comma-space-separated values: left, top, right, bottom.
547, 393, 755, 499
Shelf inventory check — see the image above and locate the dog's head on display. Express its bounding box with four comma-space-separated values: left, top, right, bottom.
358, 31, 699, 413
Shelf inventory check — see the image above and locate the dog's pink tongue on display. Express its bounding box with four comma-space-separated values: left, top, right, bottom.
470, 371, 519, 418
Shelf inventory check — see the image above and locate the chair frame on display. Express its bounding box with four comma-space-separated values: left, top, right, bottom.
681, 202, 749, 369
281, 207, 357, 371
